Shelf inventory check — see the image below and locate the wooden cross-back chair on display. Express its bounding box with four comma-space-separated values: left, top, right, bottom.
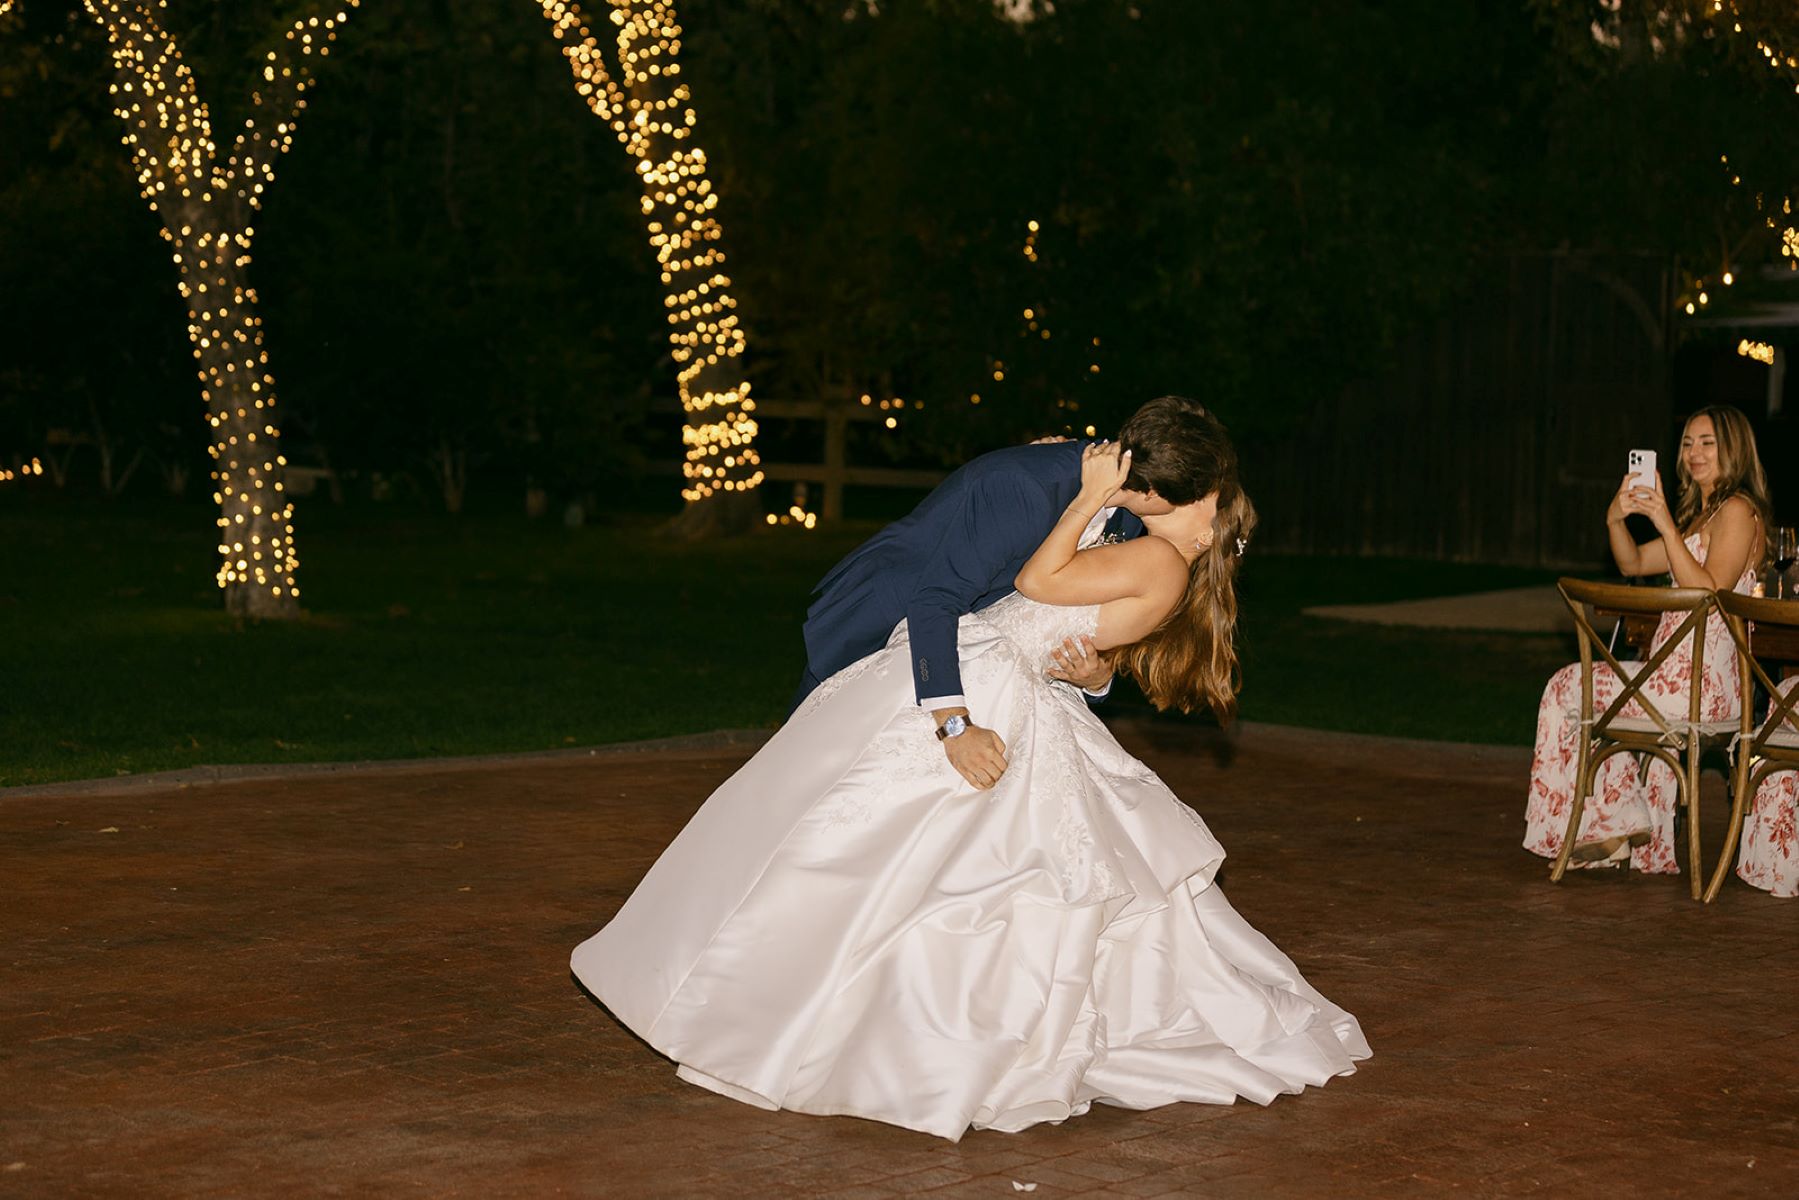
1708, 591, 1799, 902
1555, 579, 1735, 899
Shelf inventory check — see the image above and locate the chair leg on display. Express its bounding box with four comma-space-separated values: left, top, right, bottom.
1685, 746, 1703, 901
1706, 754, 1754, 904
1551, 741, 1593, 884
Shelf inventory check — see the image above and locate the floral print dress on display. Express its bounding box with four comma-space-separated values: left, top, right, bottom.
1738, 677, 1799, 898
1524, 532, 1754, 875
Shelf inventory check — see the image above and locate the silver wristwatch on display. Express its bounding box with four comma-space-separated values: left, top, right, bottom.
935, 714, 970, 741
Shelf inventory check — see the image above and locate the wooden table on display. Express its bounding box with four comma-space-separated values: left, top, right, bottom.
1603, 608, 1799, 677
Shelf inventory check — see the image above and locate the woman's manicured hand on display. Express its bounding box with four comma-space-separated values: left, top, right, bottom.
1619, 471, 1674, 534
1607, 473, 1634, 525
1079, 441, 1131, 505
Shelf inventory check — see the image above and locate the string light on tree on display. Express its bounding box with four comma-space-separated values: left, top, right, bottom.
764, 504, 817, 530
1683, 5, 1799, 310
999, 216, 1103, 432
1739, 338, 1777, 363
858, 391, 908, 431
534, 0, 760, 520
0, 458, 46, 484
80, 0, 361, 618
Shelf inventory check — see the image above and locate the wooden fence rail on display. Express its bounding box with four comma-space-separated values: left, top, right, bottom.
754, 398, 945, 520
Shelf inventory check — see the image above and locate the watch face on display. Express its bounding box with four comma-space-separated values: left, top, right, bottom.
940, 715, 967, 739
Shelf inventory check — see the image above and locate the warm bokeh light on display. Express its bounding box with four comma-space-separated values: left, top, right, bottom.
1738, 338, 1777, 364
0, 457, 46, 484
535, 1, 759, 506
1685, 6, 1799, 313
81, 0, 360, 615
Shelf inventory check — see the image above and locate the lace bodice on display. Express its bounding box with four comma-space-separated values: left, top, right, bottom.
972, 593, 1102, 673
800, 593, 1105, 726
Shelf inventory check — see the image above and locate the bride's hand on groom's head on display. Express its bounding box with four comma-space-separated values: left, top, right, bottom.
1080, 441, 1131, 504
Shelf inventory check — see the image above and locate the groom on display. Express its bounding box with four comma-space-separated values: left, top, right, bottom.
794, 395, 1235, 791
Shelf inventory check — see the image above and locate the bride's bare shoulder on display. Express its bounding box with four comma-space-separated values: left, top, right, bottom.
1115, 535, 1189, 596
1089, 537, 1191, 648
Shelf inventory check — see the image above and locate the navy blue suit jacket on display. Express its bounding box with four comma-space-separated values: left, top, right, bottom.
795, 441, 1144, 708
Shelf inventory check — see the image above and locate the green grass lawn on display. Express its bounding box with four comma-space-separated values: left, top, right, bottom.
1232, 557, 1570, 744
1, 493, 1576, 786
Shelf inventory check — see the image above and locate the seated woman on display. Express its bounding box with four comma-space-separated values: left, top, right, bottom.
1735, 681, 1799, 898
1524, 405, 1769, 873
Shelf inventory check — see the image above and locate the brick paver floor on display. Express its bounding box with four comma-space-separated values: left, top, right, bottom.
3, 722, 1796, 1198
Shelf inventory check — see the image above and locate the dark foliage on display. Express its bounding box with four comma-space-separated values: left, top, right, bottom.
2, 1, 1797, 511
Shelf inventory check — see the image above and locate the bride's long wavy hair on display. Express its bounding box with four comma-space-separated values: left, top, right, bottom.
1112, 479, 1258, 723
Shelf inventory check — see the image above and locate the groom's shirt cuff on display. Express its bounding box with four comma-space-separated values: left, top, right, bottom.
1082, 679, 1113, 699
919, 694, 967, 711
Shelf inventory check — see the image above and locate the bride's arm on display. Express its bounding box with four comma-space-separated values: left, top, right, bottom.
1015, 445, 1188, 643
1015, 443, 1132, 599
1017, 538, 1187, 609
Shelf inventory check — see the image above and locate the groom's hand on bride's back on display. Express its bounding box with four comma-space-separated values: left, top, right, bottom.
1046, 635, 1112, 692
931, 707, 1010, 790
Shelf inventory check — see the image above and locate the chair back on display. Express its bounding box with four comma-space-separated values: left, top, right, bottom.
1717, 590, 1799, 749
1556, 579, 1719, 741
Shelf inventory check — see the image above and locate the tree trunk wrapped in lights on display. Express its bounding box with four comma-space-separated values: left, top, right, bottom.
80, 0, 360, 617
535, 0, 762, 536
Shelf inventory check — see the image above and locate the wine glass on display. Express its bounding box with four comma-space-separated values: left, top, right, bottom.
1773, 527, 1797, 598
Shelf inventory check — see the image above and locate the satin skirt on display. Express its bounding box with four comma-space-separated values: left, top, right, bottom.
572, 606, 1370, 1140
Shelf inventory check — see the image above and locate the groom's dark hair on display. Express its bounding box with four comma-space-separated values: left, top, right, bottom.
1117, 396, 1237, 506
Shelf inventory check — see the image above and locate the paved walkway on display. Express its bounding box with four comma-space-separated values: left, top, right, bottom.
1303, 585, 1575, 633
3, 723, 1794, 1198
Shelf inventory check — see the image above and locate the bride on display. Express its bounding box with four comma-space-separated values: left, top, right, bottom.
571, 443, 1370, 1141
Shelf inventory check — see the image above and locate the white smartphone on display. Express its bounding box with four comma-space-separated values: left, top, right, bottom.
1627, 448, 1657, 490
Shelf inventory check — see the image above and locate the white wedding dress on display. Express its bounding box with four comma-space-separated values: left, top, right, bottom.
571, 593, 1370, 1140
